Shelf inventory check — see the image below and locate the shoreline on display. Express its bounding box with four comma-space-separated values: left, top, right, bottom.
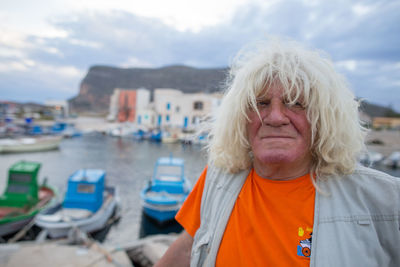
34, 116, 400, 157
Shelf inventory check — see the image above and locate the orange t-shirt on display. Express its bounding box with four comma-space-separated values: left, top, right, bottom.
176, 167, 316, 267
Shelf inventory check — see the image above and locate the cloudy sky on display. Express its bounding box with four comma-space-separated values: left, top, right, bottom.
1, 0, 399, 111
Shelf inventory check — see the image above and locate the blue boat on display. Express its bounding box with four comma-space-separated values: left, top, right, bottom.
133, 129, 147, 140
35, 169, 119, 238
140, 156, 192, 224
149, 129, 162, 142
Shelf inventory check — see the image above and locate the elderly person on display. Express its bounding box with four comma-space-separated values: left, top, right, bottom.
155, 40, 400, 267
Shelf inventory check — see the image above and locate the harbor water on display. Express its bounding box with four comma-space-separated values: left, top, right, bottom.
0, 134, 208, 246
0, 134, 399, 246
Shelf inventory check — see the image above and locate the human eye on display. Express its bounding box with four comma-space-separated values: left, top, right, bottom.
294, 102, 305, 109
256, 99, 270, 107
284, 100, 305, 110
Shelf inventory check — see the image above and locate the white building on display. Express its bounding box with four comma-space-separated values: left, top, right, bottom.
136, 103, 157, 128
45, 100, 69, 118
153, 88, 222, 130
107, 89, 120, 121
107, 88, 151, 123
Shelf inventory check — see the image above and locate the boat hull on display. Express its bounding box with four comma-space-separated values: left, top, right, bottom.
0, 217, 33, 237
140, 156, 192, 226
0, 136, 62, 154
0, 186, 57, 238
142, 204, 180, 224
35, 186, 118, 238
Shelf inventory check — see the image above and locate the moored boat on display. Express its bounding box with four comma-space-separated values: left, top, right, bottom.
140, 156, 191, 224
161, 131, 180, 144
0, 135, 62, 154
0, 161, 56, 239
358, 150, 384, 167
382, 151, 400, 168
149, 129, 162, 142
35, 169, 119, 239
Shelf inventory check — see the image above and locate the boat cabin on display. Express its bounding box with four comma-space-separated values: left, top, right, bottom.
151, 157, 185, 194
63, 169, 105, 212
0, 161, 41, 208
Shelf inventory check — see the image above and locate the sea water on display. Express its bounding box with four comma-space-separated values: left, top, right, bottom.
0, 134, 207, 245
0, 134, 398, 246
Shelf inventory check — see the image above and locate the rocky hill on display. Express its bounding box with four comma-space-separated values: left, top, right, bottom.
69, 65, 228, 114
359, 101, 399, 118
68, 65, 400, 118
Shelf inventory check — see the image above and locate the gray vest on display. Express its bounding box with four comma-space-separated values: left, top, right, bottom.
190, 165, 400, 267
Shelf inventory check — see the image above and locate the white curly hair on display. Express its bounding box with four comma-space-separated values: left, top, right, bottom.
206, 38, 367, 178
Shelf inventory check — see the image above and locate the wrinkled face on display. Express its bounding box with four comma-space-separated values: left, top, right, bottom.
247, 83, 312, 170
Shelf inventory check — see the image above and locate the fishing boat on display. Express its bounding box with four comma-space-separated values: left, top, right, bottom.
0, 161, 56, 239
0, 135, 62, 153
140, 156, 192, 224
149, 129, 162, 142
35, 169, 119, 239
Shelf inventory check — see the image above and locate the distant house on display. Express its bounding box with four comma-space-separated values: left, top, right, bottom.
107, 89, 120, 121
153, 88, 184, 128
45, 100, 69, 118
107, 87, 222, 129
108, 88, 150, 123
136, 102, 157, 128
153, 89, 222, 130
372, 117, 400, 129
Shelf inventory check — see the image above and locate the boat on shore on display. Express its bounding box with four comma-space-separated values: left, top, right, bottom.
140, 156, 191, 225
0, 136, 62, 153
0, 161, 56, 240
35, 169, 119, 239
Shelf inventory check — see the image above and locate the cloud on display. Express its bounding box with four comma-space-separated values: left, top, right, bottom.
0, 0, 399, 111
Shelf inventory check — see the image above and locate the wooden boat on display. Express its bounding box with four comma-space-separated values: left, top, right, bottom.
0, 161, 56, 238
35, 169, 119, 239
0, 136, 62, 153
140, 156, 192, 224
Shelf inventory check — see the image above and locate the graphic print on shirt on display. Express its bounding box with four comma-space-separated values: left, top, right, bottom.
297, 227, 312, 257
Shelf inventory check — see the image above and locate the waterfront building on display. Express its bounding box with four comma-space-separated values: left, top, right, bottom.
153, 88, 183, 128
107, 88, 151, 123
136, 103, 157, 128
45, 100, 69, 118
107, 89, 120, 121
373, 117, 400, 129
107, 87, 222, 130
0, 101, 18, 122
118, 90, 136, 122
153, 88, 222, 130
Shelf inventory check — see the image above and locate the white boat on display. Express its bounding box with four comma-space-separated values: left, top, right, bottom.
35, 169, 119, 239
358, 151, 384, 166
382, 151, 400, 168
0, 136, 62, 153
162, 131, 180, 144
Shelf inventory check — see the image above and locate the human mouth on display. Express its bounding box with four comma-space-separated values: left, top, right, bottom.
262, 135, 293, 139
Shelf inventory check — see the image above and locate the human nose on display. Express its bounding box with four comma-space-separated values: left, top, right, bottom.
262, 101, 290, 126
